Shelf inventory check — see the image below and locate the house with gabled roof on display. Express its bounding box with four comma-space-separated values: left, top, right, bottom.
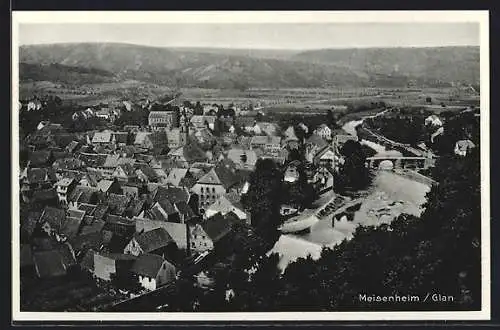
55, 177, 77, 204
113, 132, 129, 146
131, 254, 176, 291
204, 193, 249, 224
96, 178, 122, 195
106, 193, 131, 216
60, 209, 86, 239
52, 157, 84, 174
102, 215, 136, 253
202, 212, 234, 247
68, 185, 100, 209
167, 143, 207, 167
191, 163, 241, 210
189, 223, 214, 254
153, 185, 191, 205
39, 206, 67, 237
313, 145, 336, 168
305, 133, 329, 163
134, 218, 189, 251
124, 198, 145, 218
79, 169, 104, 188
166, 128, 186, 150
20, 167, 58, 202
165, 168, 189, 187
112, 163, 137, 183
313, 124, 332, 141
190, 115, 216, 130
93, 252, 137, 281
124, 227, 178, 261
136, 164, 159, 183
250, 135, 282, 158
145, 199, 180, 223
148, 111, 176, 129
142, 131, 169, 153
92, 131, 113, 145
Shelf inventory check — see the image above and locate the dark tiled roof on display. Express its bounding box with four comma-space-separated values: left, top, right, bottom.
147, 207, 168, 222
79, 219, 106, 236
78, 203, 97, 216
174, 201, 191, 217
68, 209, 86, 220
59, 243, 77, 268
125, 199, 145, 218
104, 215, 136, 236
154, 185, 190, 205
81, 169, 104, 187
179, 176, 197, 189
107, 194, 131, 216
157, 199, 177, 216
214, 163, 240, 189
93, 203, 110, 221
33, 250, 67, 278
113, 132, 128, 144
32, 188, 58, 203
146, 131, 168, 149
69, 231, 106, 253
40, 206, 66, 232
66, 141, 80, 153
135, 227, 175, 253
78, 153, 107, 168
117, 163, 136, 177
69, 185, 99, 204
27, 168, 56, 184
138, 164, 159, 181
29, 150, 52, 166
306, 133, 328, 149
202, 212, 233, 243
21, 211, 42, 236
60, 216, 84, 238
131, 253, 169, 278
54, 133, 76, 148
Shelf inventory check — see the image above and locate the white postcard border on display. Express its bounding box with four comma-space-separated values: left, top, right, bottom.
11, 10, 490, 322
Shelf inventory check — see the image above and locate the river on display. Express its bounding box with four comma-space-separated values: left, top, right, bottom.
270, 112, 429, 271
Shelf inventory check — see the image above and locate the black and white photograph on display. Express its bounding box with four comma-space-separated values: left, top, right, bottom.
11, 11, 490, 321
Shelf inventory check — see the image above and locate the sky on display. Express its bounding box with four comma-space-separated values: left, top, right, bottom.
18, 23, 479, 50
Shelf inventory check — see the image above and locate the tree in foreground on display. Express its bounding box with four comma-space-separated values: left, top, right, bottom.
334, 139, 372, 193
241, 158, 283, 245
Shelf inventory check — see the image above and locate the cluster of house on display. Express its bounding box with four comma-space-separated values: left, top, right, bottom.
20, 97, 352, 293
423, 114, 477, 157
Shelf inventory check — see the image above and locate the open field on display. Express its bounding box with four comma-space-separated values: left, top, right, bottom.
19, 81, 479, 119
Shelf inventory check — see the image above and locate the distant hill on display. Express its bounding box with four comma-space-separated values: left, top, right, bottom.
19, 62, 117, 85
19, 43, 480, 89
291, 47, 480, 85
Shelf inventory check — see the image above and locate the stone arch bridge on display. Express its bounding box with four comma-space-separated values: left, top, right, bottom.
366, 156, 435, 171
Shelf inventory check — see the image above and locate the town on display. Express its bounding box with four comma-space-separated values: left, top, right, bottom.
18, 87, 480, 311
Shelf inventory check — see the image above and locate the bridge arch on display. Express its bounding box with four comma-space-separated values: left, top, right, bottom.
378, 159, 394, 170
